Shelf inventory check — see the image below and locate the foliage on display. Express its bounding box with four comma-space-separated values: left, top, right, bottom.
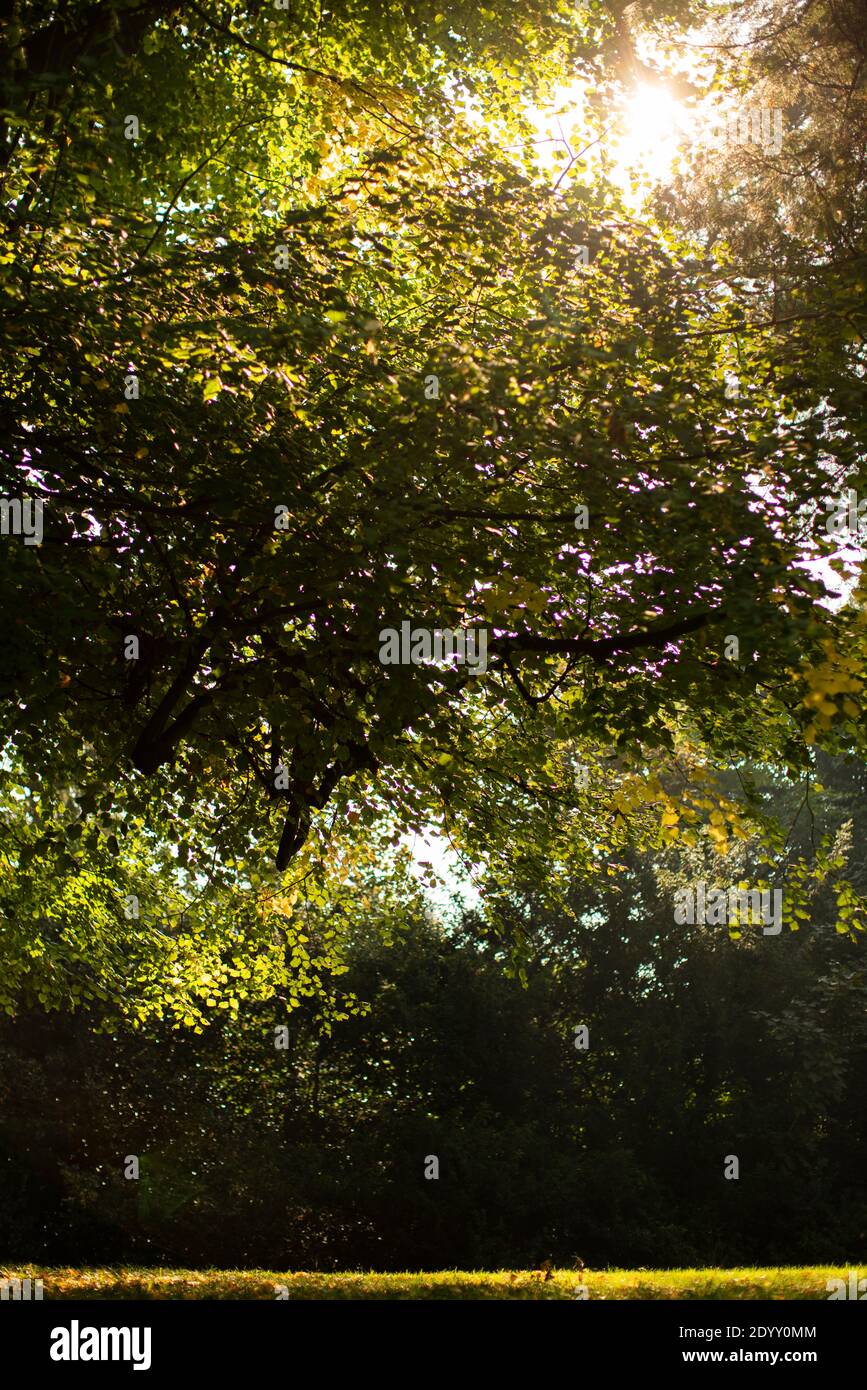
2, 0, 864, 920
1, 765, 865, 1271
0, 758, 427, 1023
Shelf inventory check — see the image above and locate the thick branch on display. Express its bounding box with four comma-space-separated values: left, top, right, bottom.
490, 607, 723, 663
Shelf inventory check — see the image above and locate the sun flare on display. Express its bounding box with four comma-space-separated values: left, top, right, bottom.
527, 79, 691, 202
616, 84, 686, 185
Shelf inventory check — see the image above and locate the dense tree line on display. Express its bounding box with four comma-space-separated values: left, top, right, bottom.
2, 762, 864, 1271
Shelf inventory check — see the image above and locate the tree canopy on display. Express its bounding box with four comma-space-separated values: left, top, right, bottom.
2, 0, 866, 1022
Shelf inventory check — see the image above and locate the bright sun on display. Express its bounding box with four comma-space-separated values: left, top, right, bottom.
527, 80, 690, 203
616, 84, 686, 185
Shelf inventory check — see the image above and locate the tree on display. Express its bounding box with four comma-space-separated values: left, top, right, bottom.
1, 1, 865, 1007
3, 763, 865, 1269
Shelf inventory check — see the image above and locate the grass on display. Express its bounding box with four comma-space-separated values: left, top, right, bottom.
0, 1265, 855, 1299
